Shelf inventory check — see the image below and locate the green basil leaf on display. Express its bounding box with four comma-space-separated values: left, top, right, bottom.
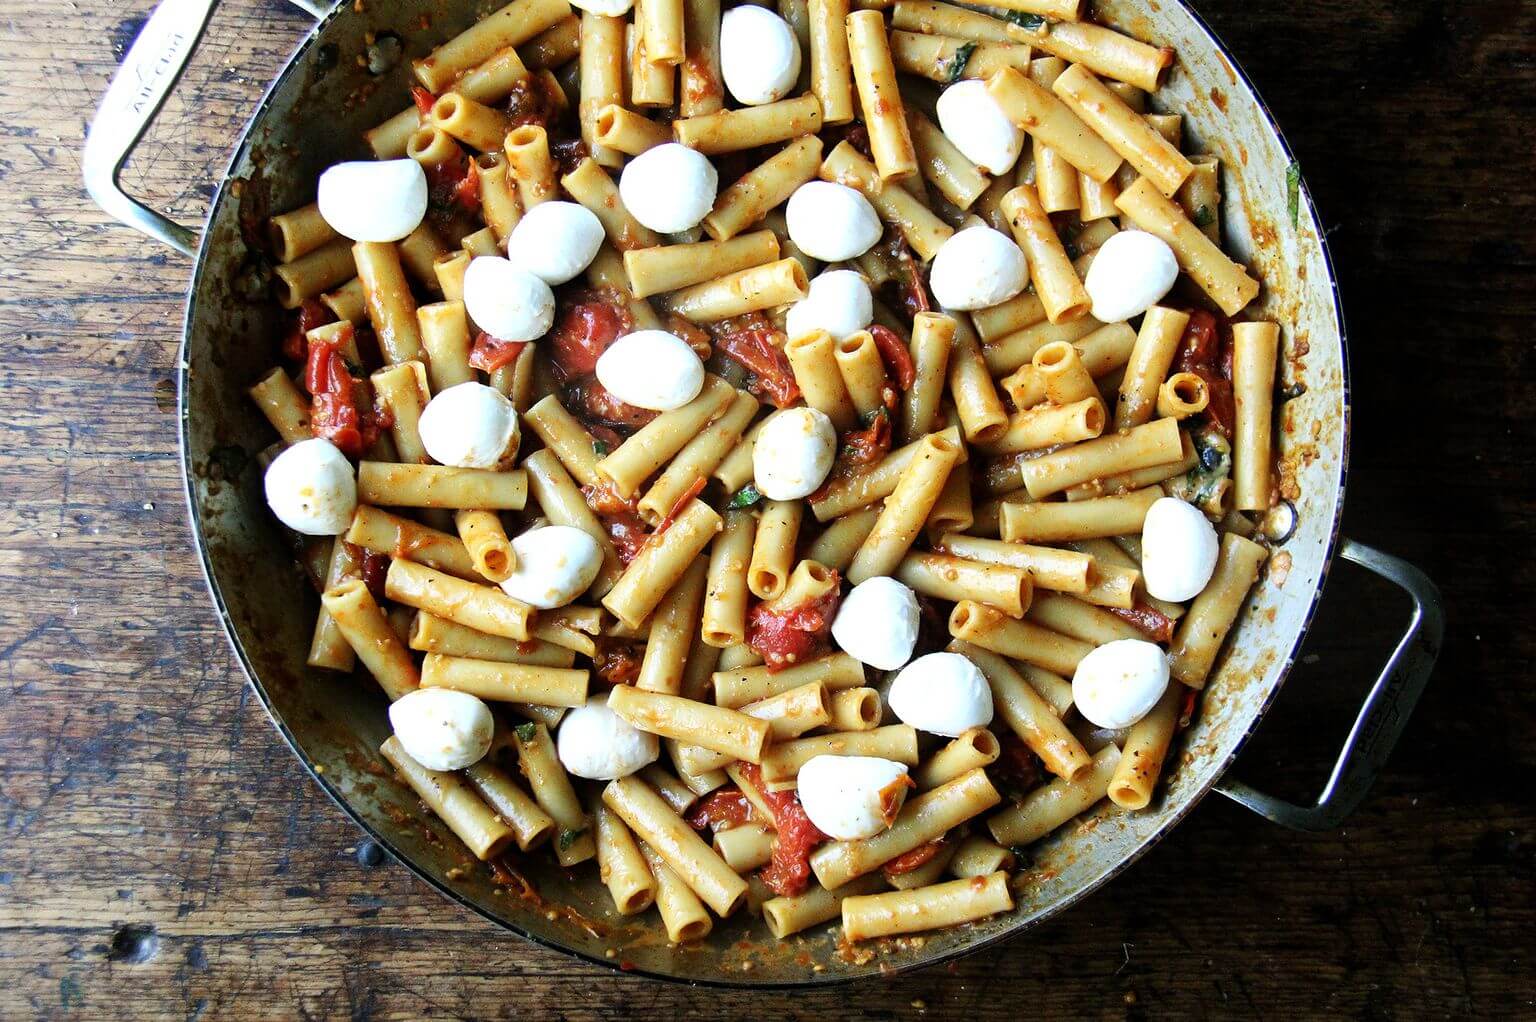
1192, 204, 1215, 228
728, 483, 762, 509
513, 722, 537, 743
1285, 161, 1302, 227
557, 828, 585, 852
1005, 12, 1047, 31
944, 41, 978, 84
592, 439, 610, 457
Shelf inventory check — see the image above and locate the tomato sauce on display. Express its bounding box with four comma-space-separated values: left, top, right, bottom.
746, 574, 841, 671
737, 763, 826, 897
685, 788, 754, 832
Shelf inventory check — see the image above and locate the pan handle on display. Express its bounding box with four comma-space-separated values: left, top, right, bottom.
1214, 538, 1443, 831
83, 0, 327, 256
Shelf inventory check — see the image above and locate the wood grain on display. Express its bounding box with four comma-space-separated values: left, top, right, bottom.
1, 0, 1532, 1017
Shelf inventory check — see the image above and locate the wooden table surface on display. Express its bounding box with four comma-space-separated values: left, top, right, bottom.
3, 0, 1533, 1016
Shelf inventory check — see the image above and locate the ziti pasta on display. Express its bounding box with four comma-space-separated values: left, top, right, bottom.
251, 0, 1286, 948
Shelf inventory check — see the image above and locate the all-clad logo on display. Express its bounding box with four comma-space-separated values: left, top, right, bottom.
129, 30, 187, 114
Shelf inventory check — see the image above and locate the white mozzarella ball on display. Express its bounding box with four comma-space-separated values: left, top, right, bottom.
594, 330, 705, 411
316, 159, 428, 242
558, 695, 660, 780
569, 0, 632, 13
935, 80, 1024, 176
462, 256, 555, 341
888, 652, 994, 737
506, 201, 604, 285
499, 525, 603, 609
720, 6, 802, 106
418, 381, 520, 469
1072, 639, 1170, 729
1141, 496, 1220, 602
1083, 229, 1180, 322
929, 225, 1028, 311
619, 143, 719, 233
784, 269, 873, 342
263, 438, 357, 536
751, 406, 837, 501
785, 181, 883, 262
831, 577, 920, 671
796, 755, 912, 840
388, 688, 494, 771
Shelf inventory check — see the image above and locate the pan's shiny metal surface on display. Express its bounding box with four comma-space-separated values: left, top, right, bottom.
86, 0, 1441, 984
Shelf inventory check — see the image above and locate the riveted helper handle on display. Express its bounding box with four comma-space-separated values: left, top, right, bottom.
1215, 538, 1444, 831
83, 0, 328, 255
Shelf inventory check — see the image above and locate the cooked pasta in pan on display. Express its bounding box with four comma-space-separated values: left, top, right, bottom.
252, 0, 1283, 949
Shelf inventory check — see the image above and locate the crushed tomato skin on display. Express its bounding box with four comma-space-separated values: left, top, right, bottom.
685, 788, 753, 832
737, 763, 826, 898
304, 330, 380, 459
283, 299, 335, 363
1176, 309, 1235, 434
591, 638, 645, 686
746, 571, 842, 671
882, 836, 946, 877
710, 313, 801, 408
468, 332, 527, 373
1103, 601, 1176, 643
549, 295, 632, 382
869, 324, 916, 391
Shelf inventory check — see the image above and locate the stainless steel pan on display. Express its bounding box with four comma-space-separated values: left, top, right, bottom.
85, 0, 1443, 984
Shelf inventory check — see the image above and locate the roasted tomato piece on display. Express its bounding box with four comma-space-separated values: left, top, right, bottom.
549, 294, 633, 381
747, 569, 842, 671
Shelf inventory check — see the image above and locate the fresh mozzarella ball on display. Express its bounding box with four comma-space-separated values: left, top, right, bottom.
462, 256, 555, 341
785, 181, 883, 262
1141, 496, 1220, 601
831, 577, 920, 671
1072, 639, 1170, 729
594, 330, 705, 411
935, 80, 1024, 176
558, 695, 660, 780
388, 688, 494, 771
784, 270, 874, 341
619, 143, 719, 233
888, 652, 994, 737
752, 407, 837, 501
316, 159, 428, 242
929, 225, 1028, 311
499, 525, 603, 609
569, 0, 632, 13
418, 382, 520, 469
1083, 230, 1180, 322
263, 438, 357, 536
506, 201, 604, 285
720, 6, 802, 106
796, 755, 912, 840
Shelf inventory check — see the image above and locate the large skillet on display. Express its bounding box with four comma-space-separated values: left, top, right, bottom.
85, 0, 1443, 984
